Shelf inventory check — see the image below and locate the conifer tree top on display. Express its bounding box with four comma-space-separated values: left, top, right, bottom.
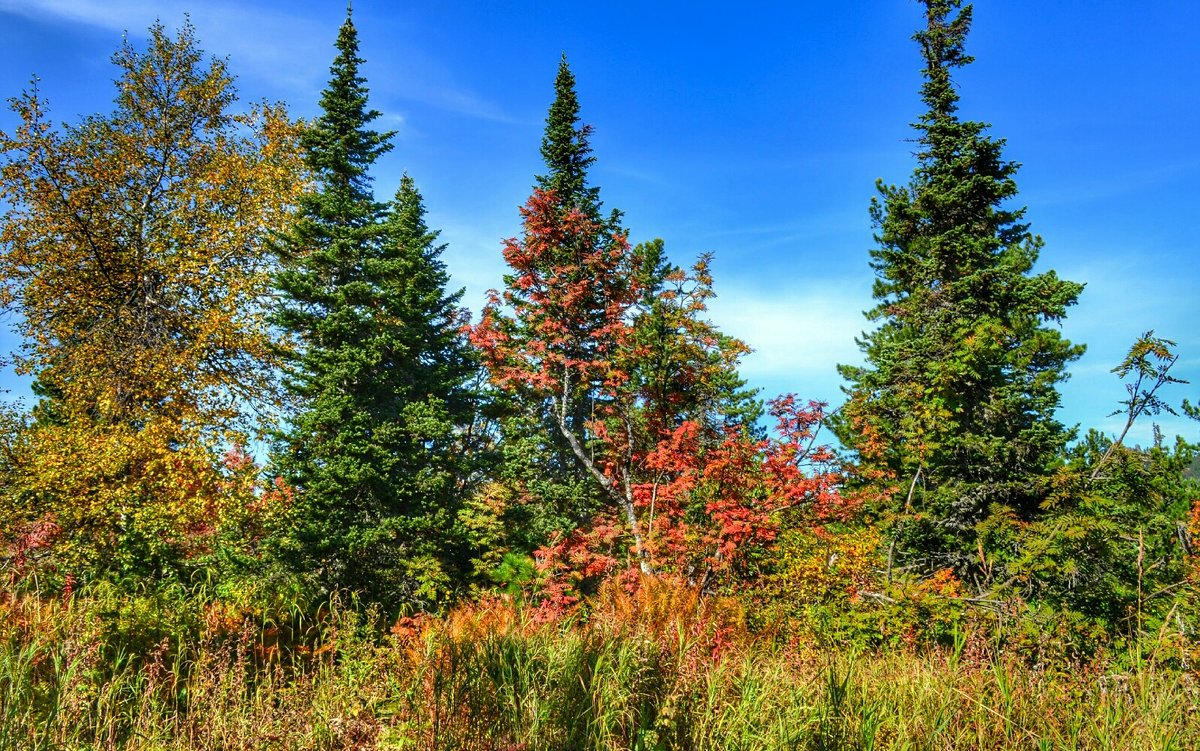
389, 173, 432, 241
535, 55, 601, 216
916, 0, 973, 122
869, 0, 1032, 298
303, 10, 393, 200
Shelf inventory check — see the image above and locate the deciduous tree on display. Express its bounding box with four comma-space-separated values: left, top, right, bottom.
470, 57, 627, 565
472, 59, 822, 600
0, 21, 303, 582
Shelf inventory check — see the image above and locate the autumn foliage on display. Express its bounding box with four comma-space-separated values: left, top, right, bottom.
0, 4, 1196, 684
471, 187, 848, 614
0, 22, 303, 584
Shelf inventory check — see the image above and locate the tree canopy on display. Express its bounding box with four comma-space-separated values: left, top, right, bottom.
0, 21, 303, 581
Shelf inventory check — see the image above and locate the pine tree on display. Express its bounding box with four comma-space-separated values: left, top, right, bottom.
273, 12, 472, 611
834, 0, 1084, 586
381, 174, 475, 422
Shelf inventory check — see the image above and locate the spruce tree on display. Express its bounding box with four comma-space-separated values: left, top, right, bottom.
834, 0, 1084, 586
273, 12, 472, 611
536, 54, 605, 219
479, 56, 760, 576
488, 55, 618, 552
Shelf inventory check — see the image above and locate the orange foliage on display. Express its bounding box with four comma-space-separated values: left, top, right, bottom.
531, 397, 848, 607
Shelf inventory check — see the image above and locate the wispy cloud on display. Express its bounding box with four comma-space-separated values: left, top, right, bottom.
0, 0, 517, 123
1025, 159, 1200, 208
397, 84, 519, 125
433, 217, 513, 312
0, 0, 332, 93
1, 0, 162, 27
701, 212, 866, 253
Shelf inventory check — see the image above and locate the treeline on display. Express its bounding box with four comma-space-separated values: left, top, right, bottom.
0, 0, 1197, 654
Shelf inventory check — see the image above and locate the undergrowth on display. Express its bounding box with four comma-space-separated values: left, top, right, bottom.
1, 579, 1196, 750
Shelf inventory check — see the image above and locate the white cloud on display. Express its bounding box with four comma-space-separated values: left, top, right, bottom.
707, 277, 873, 402
434, 217, 513, 313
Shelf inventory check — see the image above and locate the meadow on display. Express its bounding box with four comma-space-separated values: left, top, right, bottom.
3, 579, 1197, 751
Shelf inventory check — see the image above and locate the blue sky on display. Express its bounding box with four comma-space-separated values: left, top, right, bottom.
1, 0, 1197, 446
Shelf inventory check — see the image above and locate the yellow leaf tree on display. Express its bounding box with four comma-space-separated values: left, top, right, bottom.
0, 21, 304, 584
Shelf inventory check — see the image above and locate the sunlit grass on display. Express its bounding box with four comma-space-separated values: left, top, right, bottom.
1, 583, 1196, 750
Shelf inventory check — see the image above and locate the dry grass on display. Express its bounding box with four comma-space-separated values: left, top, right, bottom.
1, 581, 1196, 750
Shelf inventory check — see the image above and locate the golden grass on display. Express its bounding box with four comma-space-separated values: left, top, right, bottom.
1, 582, 1196, 750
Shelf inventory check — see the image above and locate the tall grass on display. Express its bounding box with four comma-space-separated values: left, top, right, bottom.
1, 580, 1196, 750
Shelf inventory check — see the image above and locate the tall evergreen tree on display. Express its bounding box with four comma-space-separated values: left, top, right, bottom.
535, 55, 609, 220
485, 55, 618, 554
273, 12, 473, 611
476, 56, 760, 579
834, 0, 1084, 586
